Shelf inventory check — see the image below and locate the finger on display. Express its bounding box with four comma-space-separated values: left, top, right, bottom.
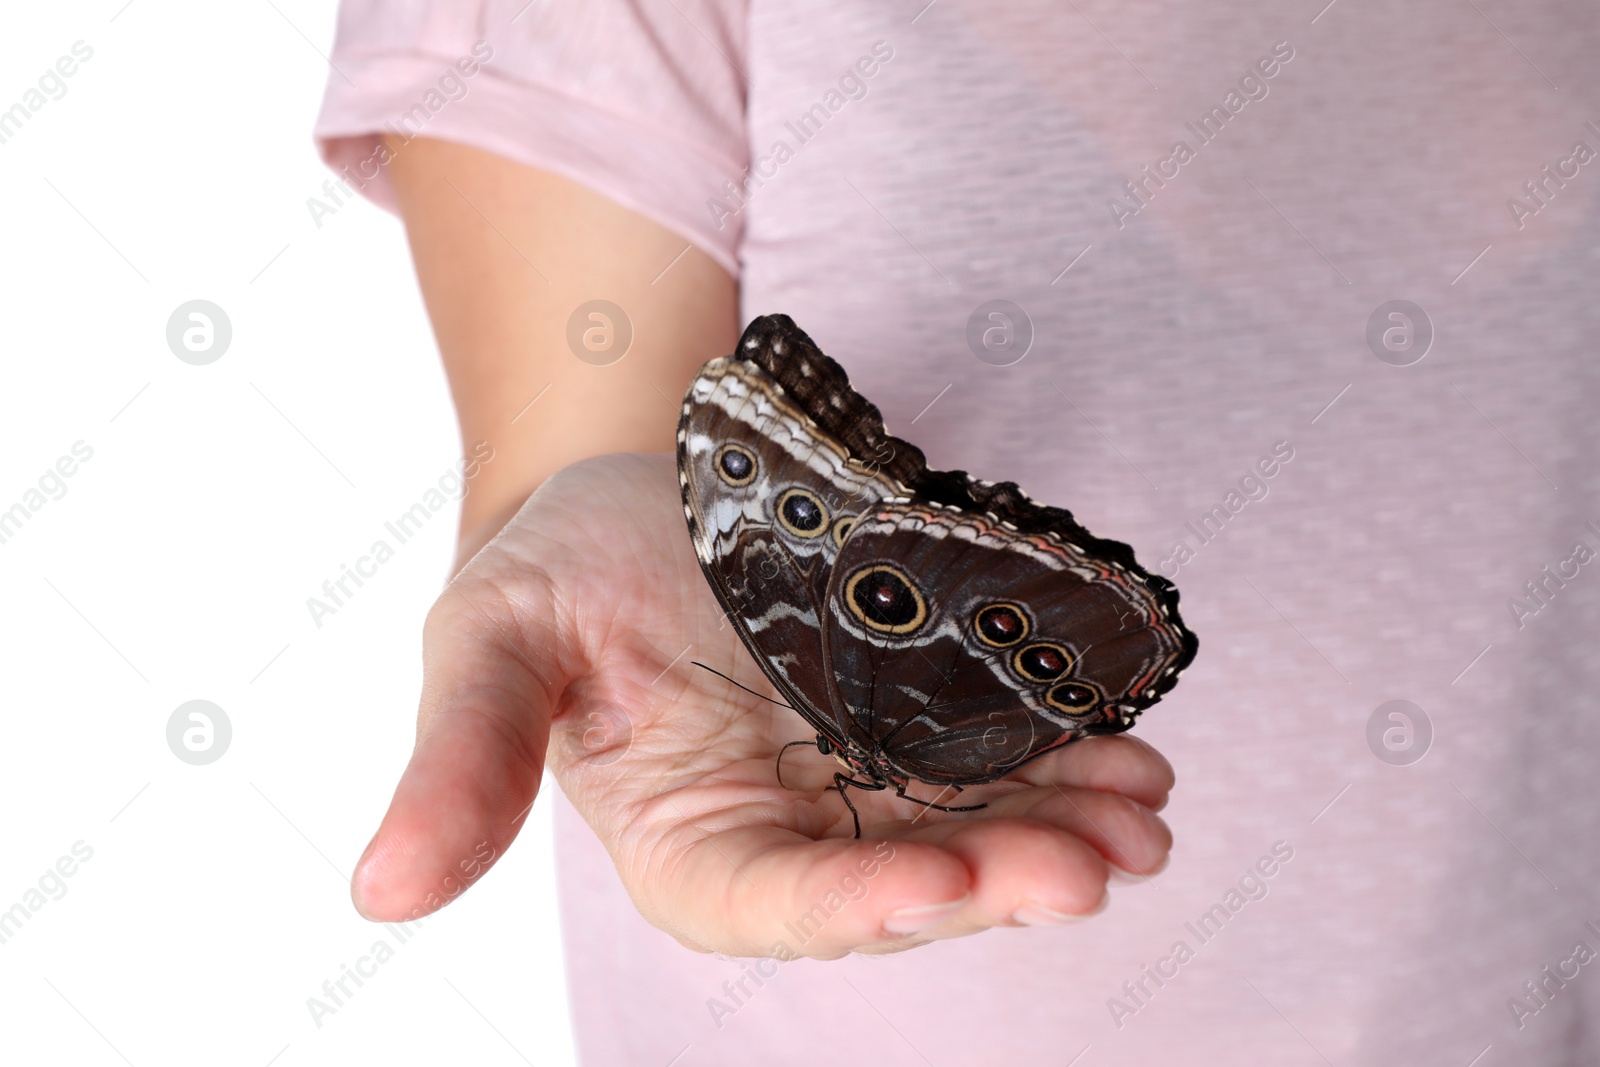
981, 784, 1172, 877
652, 826, 974, 959
351, 575, 557, 922
856, 789, 1171, 945
886, 817, 1112, 939
1010, 733, 1175, 810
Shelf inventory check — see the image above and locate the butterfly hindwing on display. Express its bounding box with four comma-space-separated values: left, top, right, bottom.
822, 503, 1192, 784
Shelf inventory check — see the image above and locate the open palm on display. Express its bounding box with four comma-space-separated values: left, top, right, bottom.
352, 453, 1175, 958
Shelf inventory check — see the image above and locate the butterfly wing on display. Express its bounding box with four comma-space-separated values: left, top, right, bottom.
677, 350, 901, 741
822, 503, 1196, 786
680, 313, 1197, 784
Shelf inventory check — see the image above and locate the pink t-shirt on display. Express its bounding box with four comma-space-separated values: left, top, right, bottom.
317, 3, 1600, 1064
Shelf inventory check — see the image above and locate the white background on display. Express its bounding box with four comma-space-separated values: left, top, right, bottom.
0, 2, 577, 1064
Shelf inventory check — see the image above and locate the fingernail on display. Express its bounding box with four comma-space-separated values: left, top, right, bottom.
1014, 893, 1108, 926
1108, 855, 1169, 886
350, 878, 376, 921
350, 834, 381, 920
356, 831, 380, 870
883, 896, 968, 936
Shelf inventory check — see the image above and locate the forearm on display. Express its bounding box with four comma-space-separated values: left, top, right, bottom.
384, 136, 740, 561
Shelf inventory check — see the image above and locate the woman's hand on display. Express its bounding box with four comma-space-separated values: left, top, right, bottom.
351, 451, 1175, 959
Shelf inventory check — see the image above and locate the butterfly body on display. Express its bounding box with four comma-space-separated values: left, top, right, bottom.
677, 315, 1196, 831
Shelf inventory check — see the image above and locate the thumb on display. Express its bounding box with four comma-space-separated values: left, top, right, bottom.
352, 575, 558, 921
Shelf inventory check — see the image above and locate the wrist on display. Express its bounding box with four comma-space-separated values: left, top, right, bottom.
454, 486, 535, 571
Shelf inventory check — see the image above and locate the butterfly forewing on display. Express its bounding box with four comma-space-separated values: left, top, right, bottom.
677, 354, 901, 741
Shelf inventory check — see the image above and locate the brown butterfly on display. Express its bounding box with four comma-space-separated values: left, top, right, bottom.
677, 315, 1196, 835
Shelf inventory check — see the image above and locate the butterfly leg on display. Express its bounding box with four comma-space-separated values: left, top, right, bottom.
833, 772, 885, 839
893, 780, 988, 815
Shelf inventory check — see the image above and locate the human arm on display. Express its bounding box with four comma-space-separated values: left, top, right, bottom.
349, 136, 1176, 956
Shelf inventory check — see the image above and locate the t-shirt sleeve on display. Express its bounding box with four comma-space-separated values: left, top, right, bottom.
312, 0, 749, 276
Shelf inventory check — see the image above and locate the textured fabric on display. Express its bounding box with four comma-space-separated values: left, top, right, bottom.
317, 2, 1600, 1064
314, 0, 749, 275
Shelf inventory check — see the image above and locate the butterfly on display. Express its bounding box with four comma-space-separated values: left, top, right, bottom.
676, 314, 1197, 835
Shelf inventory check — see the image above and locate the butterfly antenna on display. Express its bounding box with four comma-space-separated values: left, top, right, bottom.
690, 661, 794, 709
775, 738, 821, 789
